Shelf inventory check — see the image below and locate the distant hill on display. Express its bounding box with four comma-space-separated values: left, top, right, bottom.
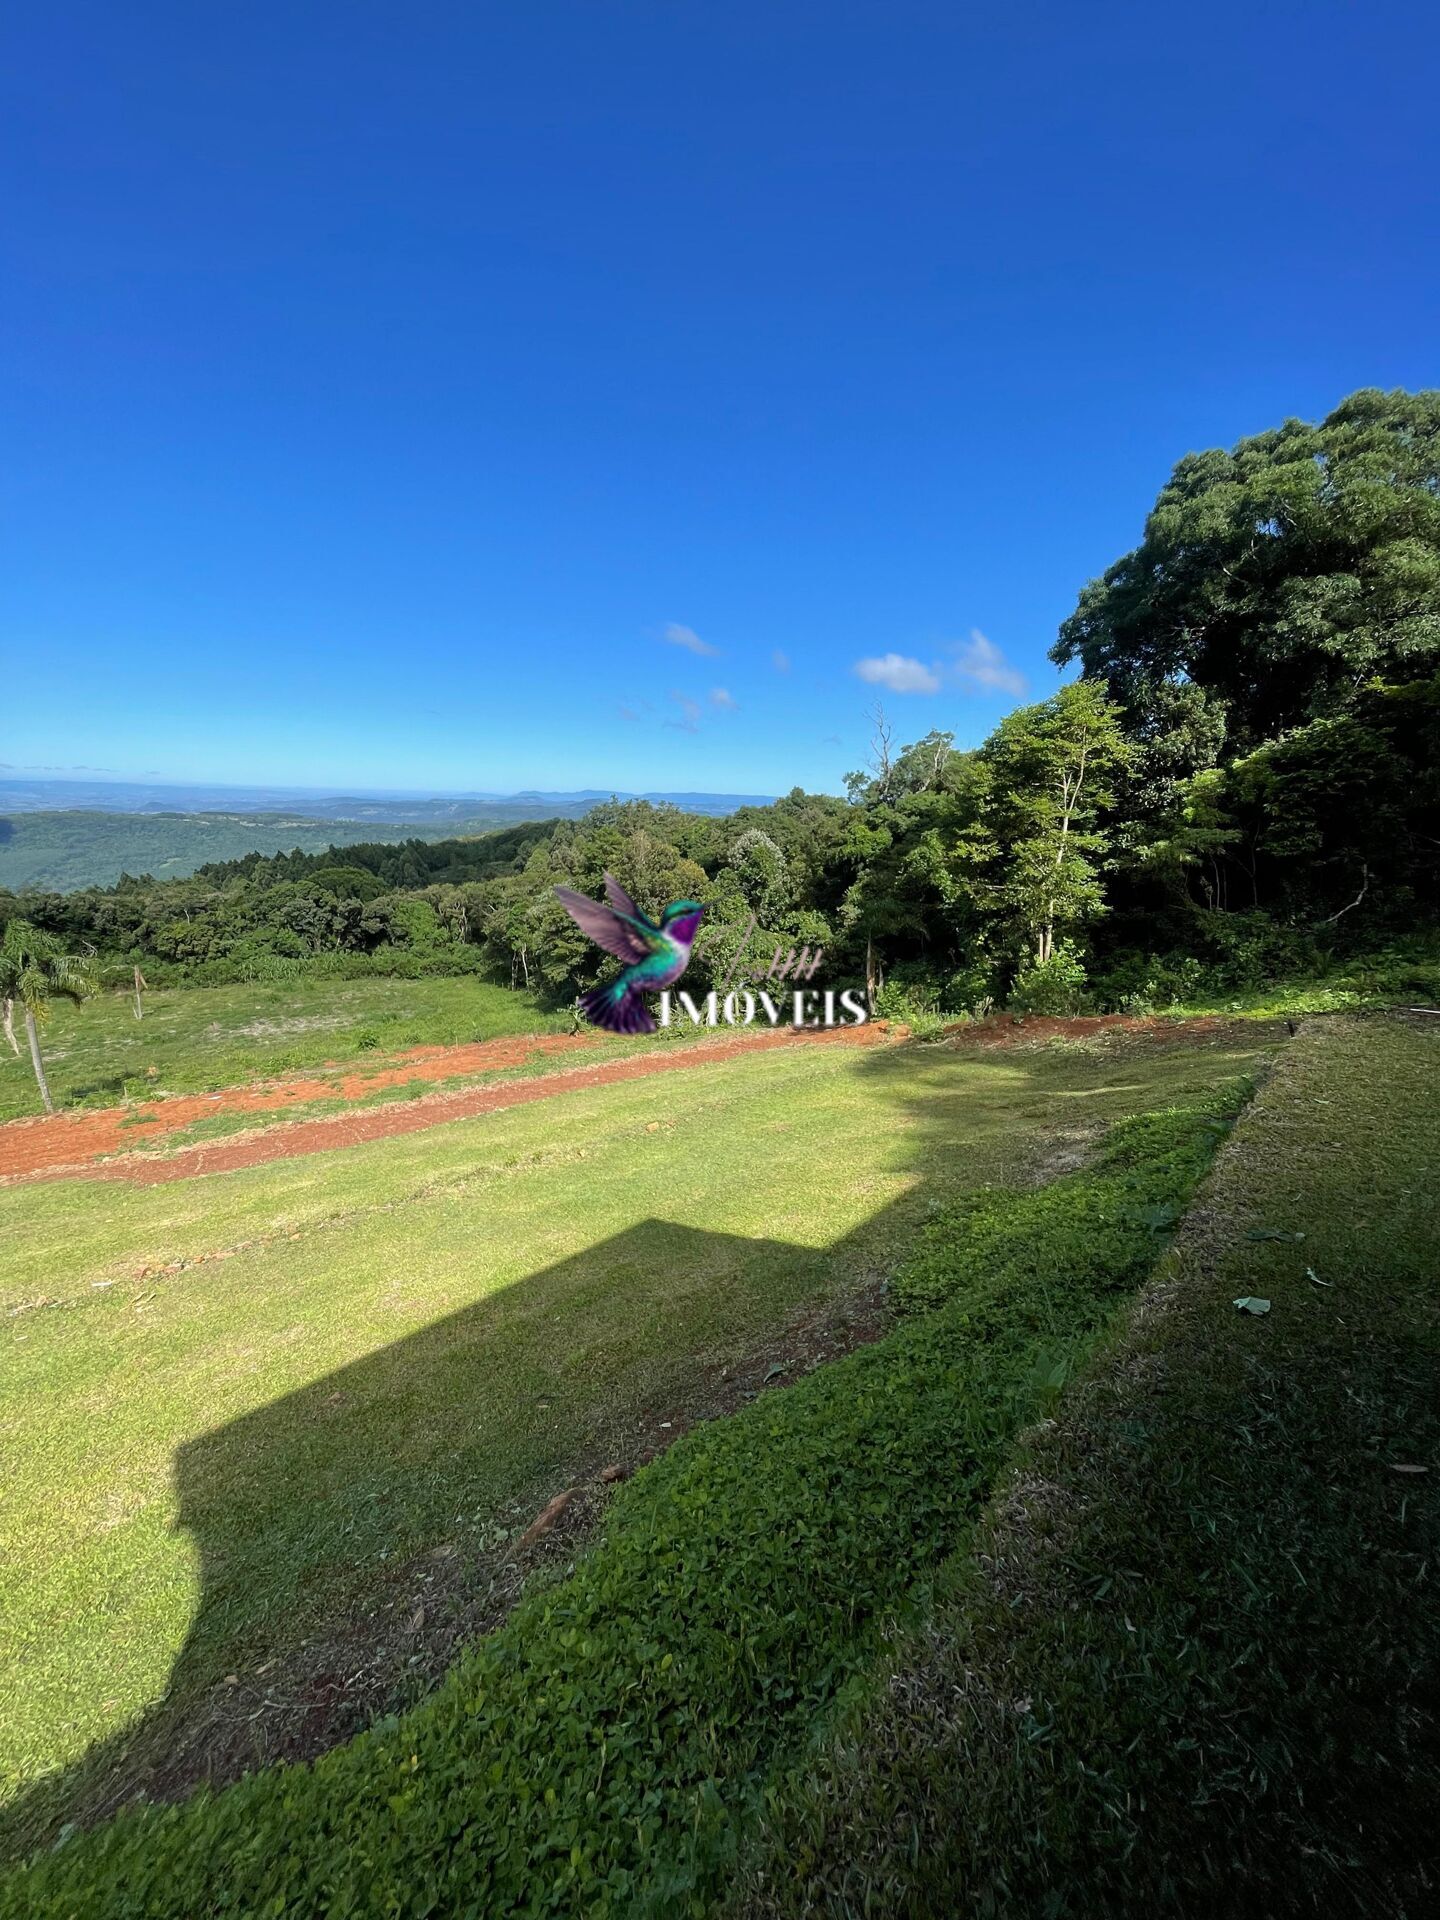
0, 785, 775, 891
0, 779, 775, 822
0, 811, 515, 892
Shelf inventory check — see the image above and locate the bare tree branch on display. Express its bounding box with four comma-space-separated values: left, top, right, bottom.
866, 703, 895, 799
1315, 861, 1370, 928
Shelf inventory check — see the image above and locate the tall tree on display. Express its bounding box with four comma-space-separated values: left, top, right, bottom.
1055, 387, 1440, 749
975, 681, 1132, 965
724, 829, 791, 922
0, 919, 98, 1114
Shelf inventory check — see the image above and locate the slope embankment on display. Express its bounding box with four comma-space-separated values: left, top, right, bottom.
738, 1011, 1440, 1919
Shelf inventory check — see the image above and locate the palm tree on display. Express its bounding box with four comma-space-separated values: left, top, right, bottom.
0, 919, 98, 1114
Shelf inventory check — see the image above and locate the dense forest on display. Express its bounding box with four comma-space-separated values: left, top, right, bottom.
6, 388, 1439, 1021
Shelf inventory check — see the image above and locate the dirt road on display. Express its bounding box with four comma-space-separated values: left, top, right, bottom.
0, 1026, 887, 1186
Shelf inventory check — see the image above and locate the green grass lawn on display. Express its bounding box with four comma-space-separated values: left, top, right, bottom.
0, 975, 568, 1120
0, 1025, 1272, 1859
737, 1013, 1440, 1918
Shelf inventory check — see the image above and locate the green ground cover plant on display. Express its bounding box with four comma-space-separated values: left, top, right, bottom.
891, 1101, 1229, 1318
736, 1014, 1440, 1918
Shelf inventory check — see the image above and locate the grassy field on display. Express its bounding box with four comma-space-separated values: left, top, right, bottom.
0, 1023, 1273, 1862
736, 1013, 1440, 1917
0, 975, 568, 1120
8, 947, 1437, 1127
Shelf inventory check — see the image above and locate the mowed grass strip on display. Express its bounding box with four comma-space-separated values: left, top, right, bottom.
0, 1029, 1271, 1860
0, 1070, 1254, 1916
737, 1013, 1440, 1920
0, 975, 566, 1121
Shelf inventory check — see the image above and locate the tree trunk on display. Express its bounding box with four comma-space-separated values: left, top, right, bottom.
25, 1008, 54, 1114
2, 997, 17, 1056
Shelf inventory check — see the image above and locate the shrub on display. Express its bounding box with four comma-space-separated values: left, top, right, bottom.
1192, 910, 1321, 991
1091, 951, 1205, 1015
872, 983, 950, 1037
1008, 942, 1089, 1016
873, 970, 946, 1035
871, 962, 998, 1030
938, 963, 998, 1016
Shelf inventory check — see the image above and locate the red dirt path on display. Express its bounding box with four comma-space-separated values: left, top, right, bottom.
0, 1011, 1239, 1189
0, 1032, 599, 1180
0, 1026, 888, 1187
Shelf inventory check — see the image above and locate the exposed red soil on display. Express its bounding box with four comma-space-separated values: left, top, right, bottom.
0, 1010, 1242, 1190
0, 1031, 599, 1180
0, 1025, 888, 1187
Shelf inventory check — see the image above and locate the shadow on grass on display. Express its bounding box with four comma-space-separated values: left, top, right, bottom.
0, 1215, 829, 1860
53, 1073, 133, 1104
0, 1025, 1279, 1865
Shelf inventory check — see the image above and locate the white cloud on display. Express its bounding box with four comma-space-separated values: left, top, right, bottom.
662, 622, 720, 658
853, 652, 942, 695
709, 687, 738, 711
664, 690, 703, 733
953, 629, 1026, 697
771, 648, 790, 673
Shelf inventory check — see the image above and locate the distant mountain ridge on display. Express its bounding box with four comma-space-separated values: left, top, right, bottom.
0, 779, 774, 822
0, 783, 778, 892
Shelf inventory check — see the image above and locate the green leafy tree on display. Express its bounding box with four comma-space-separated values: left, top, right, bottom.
1055, 387, 1440, 747
608, 831, 709, 927
0, 918, 98, 1113
308, 865, 388, 904
1110, 679, 1228, 853
724, 829, 791, 921
1137, 767, 1241, 911
890, 728, 965, 796
974, 681, 1132, 966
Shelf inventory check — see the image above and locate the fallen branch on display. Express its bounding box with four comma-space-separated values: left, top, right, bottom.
1315, 861, 1369, 927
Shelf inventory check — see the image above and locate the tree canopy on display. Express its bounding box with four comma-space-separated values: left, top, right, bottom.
1054, 387, 1440, 750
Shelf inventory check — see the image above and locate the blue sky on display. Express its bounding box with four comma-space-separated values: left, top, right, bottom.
4, 1, 1438, 797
